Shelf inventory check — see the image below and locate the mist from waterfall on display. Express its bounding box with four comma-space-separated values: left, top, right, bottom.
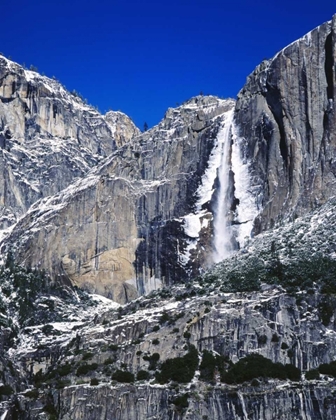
213, 109, 234, 263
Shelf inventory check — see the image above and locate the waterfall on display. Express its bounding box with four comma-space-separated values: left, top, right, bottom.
213, 109, 234, 263
212, 111, 259, 264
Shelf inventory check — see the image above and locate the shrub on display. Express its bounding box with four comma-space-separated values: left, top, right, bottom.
137, 370, 150, 381
319, 361, 336, 377
112, 370, 134, 383
109, 344, 119, 351
90, 378, 99, 386
287, 349, 294, 358
42, 324, 54, 336
258, 335, 267, 346
271, 333, 280, 343
25, 388, 39, 399
200, 350, 232, 382
221, 354, 301, 384
0, 385, 13, 396
55, 363, 72, 377
306, 369, 320, 380
104, 358, 114, 365
76, 363, 98, 376
82, 352, 94, 361
318, 297, 335, 326
171, 393, 189, 411
55, 379, 71, 389
156, 345, 198, 384
281, 342, 289, 350
143, 353, 160, 370
183, 331, 191, 339
152, 325, 160, 332
159, 312, 171, 324
152, 339, 160, 345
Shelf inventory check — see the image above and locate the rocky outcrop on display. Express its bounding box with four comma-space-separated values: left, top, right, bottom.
233, 15, 336, 232
0, 55, 139, 228
4, 282, 336, 419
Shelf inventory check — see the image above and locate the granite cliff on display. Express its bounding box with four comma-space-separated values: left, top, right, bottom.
234, 14, 336, 233
0, 14, 335, 420
0, 55, 139, 229
1, 17, 336, 300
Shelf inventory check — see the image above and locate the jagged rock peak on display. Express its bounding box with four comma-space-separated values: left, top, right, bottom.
234, 14, 336, 233
0, 54, 140, 229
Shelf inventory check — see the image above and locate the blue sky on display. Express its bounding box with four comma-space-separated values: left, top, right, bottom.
1, 0, 335, 128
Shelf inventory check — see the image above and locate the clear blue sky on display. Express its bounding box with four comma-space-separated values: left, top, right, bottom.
1, 0, 335, 129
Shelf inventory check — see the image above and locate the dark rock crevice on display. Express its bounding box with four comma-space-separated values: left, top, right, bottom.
265, 80, 288, 167
325, 33, 334, 100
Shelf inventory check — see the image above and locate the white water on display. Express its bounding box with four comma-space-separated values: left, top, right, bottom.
213, 109, 234, 263
231, 123, 259, 248
213, 112, 259, 263
178, 106, 234, 266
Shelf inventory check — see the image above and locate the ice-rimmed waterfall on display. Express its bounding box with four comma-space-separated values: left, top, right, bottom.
213, 112, 259, 264
213, 109, 234, 263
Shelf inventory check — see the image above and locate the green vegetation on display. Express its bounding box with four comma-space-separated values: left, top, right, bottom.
199, 350, 231, 383
137, 370, 150, 380
156, 345, 198, 384
112, 370, 134, 383
171, 393, 189, 412
306, 369, 320, 380
258, 335, 268, 346
159, 311, 185, 325
76, 363, 98, 376
152, 338, 160, 345
25, 388, 39, 398
82, 352, 94, 361
109, 344, 119, 351
90, 378, 99, 386
0, 385, 13, 396
0, 251, 94, 329
143, 353, 160, 370
319, 361, 336, 377
221, 354, 301, 384
104, 357, 115, 365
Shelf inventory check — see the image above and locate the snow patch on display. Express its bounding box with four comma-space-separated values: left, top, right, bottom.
231, 121, 259, 248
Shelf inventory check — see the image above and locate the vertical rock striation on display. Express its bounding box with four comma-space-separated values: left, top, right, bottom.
234, 15, 336, 233
0, 55, 139, 228
0, 97, 235, 302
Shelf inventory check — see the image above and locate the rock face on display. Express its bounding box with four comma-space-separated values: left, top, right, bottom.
4, 281, 336, 419
1, 97, 235, 303
233, 15, 336, 232
0, 55, 139, 228
1, 16, 336, 304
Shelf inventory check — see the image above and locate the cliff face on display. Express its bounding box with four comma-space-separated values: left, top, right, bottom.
0, 17, 336, 301
0, 97, 234, 303
233, 15, 336, 232
0, 55, 139, 228
4, 279, 336, 419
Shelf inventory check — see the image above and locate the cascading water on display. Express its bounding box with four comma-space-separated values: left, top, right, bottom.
213, 109, 234, 263
212, 110, 259, 264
